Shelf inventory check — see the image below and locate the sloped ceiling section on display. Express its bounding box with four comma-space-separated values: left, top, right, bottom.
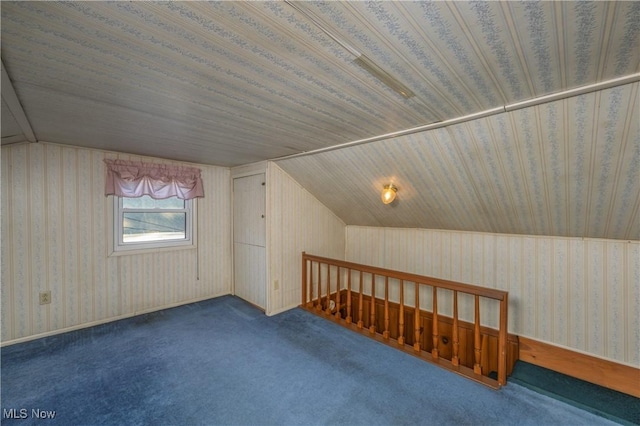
276, 82, 639, 241
1, 2, 638, 166
1, 1, 639, 240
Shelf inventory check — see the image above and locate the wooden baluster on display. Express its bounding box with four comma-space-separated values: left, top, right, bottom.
357, 271, 364, 328
308, 259, 313, 307
316, 262, 322, 312
346, 269, 352, 324
335, 267, 341, 319
398, 280, 405, 345
474, 295, 482, 375
302, 256, 307, 307
383, 277, 390, 339
498, 294, 509, 386
369, 274, 376, 333
432, 287, 439, 359
414, 283, 421, 351
451, 291, 459, 366
325, 265, 332, 315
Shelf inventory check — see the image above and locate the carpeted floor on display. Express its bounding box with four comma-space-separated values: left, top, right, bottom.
1, 296, 622, 425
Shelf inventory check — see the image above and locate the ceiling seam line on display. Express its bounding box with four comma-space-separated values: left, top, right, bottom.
273, 73, 640, 162
1, 60, 37, 142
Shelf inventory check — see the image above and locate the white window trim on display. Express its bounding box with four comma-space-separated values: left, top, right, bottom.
111, 196, 197, 255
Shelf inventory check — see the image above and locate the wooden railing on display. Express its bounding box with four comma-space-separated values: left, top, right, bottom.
301, 252, 511, 388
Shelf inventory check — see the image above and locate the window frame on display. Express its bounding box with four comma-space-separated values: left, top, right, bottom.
112, 195, 196, 254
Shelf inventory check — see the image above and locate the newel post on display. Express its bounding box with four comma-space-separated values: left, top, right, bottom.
498, 293, 508, 386
473, 295, 482, 375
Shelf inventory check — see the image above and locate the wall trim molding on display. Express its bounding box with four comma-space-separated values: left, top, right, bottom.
276, 73, 640, 161
1, 293, 231, 348
266, 303, 298, 317
230, 161, 267, 179
518, 337, 640, 398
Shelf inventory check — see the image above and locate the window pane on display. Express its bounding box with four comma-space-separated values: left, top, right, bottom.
123, 195, 184, 209
123, 212, 186, 242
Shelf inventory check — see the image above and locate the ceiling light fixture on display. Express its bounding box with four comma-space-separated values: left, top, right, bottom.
381, 184, 398, 205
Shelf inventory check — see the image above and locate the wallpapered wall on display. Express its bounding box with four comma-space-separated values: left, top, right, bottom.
266, 163, 345, 315
1, 142, 232, 344
345, 226, 640, 367
4, 141, 637, 369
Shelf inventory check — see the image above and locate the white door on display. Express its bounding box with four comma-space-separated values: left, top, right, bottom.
233, 173, 266, 309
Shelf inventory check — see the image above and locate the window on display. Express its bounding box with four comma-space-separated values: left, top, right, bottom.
113, 195, 195, 252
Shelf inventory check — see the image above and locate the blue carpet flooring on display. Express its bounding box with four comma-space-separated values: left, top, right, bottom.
1, 296, 620, 425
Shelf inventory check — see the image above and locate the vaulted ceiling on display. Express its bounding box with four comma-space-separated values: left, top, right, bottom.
1, 1, 639, 240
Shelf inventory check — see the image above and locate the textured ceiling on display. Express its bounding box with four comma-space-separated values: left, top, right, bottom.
277, 82, 639, 240
1, 1, 639, 240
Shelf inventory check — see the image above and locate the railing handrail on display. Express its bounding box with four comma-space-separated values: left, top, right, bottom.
302, 251, 509, 387
302, 252, 507, 301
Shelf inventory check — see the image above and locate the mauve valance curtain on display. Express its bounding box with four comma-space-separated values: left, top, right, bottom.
104, 159, 204, 200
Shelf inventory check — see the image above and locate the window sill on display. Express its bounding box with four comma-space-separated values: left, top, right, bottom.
108, 243, 197, 257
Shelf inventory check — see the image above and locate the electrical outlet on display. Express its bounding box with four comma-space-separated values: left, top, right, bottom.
274, 280, 279, 290
39, 291, 51, 305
